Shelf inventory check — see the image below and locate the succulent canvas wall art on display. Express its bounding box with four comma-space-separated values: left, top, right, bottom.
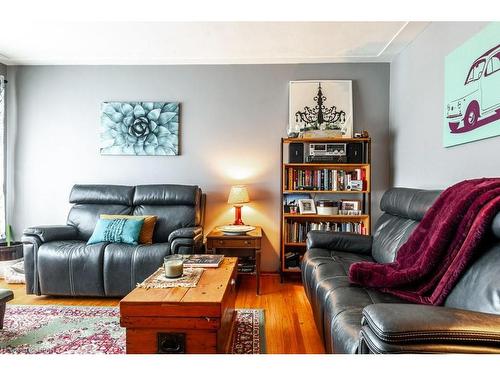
100, 102, 179, 155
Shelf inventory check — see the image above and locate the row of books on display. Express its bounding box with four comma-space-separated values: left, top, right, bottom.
285, 168, 366, 191
285, 220, 366, 243
284, 252, 301, 269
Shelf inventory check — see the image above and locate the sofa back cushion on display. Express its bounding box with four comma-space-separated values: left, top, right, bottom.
69, 184, 135, 205
67, 185, 135, 240
371, 214, 419, 264
445, 213, 500, 314
372, 188, 441, 264
444, 242, 500, 314
132, 185, 201, 242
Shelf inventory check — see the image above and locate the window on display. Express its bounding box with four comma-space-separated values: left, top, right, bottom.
0, 76, 4, 236
485, 52, 500, 76
465, 59, 486, 84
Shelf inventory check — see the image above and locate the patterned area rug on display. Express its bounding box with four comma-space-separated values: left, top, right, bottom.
231, 309, 266, 354
0, 305, 265, 354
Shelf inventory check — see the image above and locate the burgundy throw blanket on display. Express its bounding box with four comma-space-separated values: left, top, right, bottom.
349, 178, 500, 305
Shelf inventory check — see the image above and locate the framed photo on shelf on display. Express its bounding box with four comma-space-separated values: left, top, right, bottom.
347, 180, 364, 191
341, 200, 361, 211
298, 199, 316, 214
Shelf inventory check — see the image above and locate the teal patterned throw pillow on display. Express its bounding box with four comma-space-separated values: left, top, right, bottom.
87, 218, 145, 245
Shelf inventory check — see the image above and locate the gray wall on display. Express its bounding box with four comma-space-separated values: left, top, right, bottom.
390, 22, 493, 188
0, 63, 6, 75
8, 64, 390, 271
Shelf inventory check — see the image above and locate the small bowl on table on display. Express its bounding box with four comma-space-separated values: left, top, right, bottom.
217, 225, 256, 236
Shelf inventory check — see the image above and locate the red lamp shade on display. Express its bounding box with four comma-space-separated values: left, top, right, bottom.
227, 185, 250, 225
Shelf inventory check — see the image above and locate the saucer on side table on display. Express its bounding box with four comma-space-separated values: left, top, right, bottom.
217, 225, 256, 236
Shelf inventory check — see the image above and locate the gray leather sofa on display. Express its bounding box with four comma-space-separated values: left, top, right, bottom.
22, 184, 205, 297
302, 188, 500, 354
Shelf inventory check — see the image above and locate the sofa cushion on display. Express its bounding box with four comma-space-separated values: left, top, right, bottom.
302, 247, 408, 353
301, 249, 374, 342
445, 242, 500, 314
133, 185, 200, 206
323, 283, 407, 353
87, 218, 145, 245
67, 204, 132, 241
371, 214, 419, 264
101, 214, 157, 244
133, 205, 196, 243
37, 241, 107, 296
302, 248, 373, 300
103, 242, 171, 296
380, 188, 441, 221
327, 308, 364, 354
69, 184, 135, 205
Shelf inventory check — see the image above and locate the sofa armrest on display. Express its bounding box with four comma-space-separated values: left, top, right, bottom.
23, 225, 79, 243
306, 231, 373, 254
359, 303, 500, 354
168, 226, 203, 255
168, 226, 203, 242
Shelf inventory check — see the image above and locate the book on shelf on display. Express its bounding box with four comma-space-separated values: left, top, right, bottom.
285, 220, 366, 243
238, 266, 255, 273
183, 254, 224, 268
285, 168, 366, 191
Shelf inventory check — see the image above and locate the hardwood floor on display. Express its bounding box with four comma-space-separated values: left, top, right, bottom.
0, 274, 325, 354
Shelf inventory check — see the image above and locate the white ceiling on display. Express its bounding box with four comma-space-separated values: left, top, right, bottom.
0, 22, 429, 65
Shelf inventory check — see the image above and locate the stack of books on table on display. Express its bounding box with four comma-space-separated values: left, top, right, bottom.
238, 257, 255, 273
183, 255, 224, 268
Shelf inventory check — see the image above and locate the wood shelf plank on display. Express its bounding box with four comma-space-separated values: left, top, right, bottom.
283, 190, 369, 194
284, 214, 369, 219
284, 163, 370, 168
282, 268, 301, 273
282, 137, 371, 143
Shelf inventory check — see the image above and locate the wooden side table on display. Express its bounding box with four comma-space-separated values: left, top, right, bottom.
206, 227, 262, 295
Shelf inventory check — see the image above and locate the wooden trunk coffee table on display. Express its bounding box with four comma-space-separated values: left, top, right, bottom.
120, 257, 238, 354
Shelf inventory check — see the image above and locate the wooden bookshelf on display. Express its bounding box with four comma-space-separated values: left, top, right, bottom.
280, 137, 372, 279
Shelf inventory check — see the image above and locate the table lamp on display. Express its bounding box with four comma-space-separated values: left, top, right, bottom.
227, 185, 250, 225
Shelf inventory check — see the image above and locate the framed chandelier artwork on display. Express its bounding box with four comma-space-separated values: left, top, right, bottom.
288, 80, 353, 138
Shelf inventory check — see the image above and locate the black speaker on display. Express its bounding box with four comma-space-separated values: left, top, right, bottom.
289, 143, 304, 163
347, 143, 364, 163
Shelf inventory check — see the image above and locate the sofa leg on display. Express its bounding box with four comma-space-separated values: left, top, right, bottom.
0, 303, 5, 329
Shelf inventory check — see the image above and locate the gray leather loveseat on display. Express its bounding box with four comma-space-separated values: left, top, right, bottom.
22, 184, 205, 297
302, 188, 500, 354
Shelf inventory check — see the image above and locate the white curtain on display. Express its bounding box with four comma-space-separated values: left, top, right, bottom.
0, 76, 5, 236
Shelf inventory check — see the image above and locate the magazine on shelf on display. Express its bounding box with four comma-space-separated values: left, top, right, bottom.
183, 254, 224, 268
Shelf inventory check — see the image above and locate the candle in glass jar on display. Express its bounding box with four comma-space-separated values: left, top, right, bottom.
164, 255, 184, 278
